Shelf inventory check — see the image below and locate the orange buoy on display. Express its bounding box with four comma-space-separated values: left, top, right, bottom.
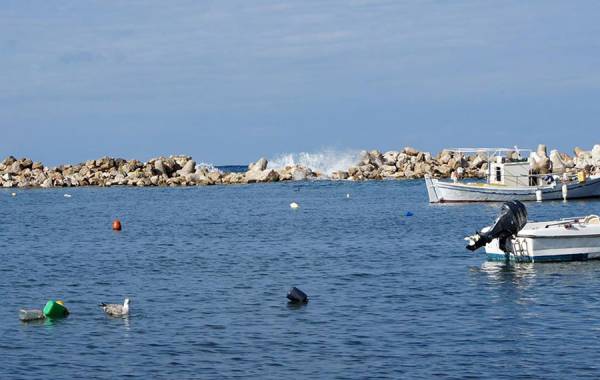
112, 219, 122, 231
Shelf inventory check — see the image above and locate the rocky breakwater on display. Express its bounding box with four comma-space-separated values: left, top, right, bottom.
330, 144, 600, 181
0, 155, 321, 188
331, 147, 492, 181
3, 145, 599, 188
0, 155, 226, 188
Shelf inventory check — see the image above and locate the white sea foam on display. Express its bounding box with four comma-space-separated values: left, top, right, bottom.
267, 149, 362, 176
196, 162, 222, 173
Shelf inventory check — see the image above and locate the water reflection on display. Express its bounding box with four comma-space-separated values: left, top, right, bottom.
474, 259, 600, 289
476, 260, 537, 288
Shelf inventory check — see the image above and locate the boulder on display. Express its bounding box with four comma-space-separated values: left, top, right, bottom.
368, 150, 383, 167
381, 165, 397, 173
245, 169, 279, 183
7, 161, 22, 174
396, 153, 408, 164
2, 156, 17, 166
574, 147, 586, 158
291, 166, 310, 181
436, 164, 452, 177
162, 159, 177, 175
382, 151, 399, 165
531, 155, 551, 174
549, 150, 566, 174
177, 160, 196, 176
154, 160, 167, 175
439, 150, 452, 164
248, 158, 268, 171
359, 164, 375, 174
403, 147, 419, 156
592, 144, 600, 162
560, 152, 575, 168
207, 171, 222, 183
331, 170, 349, 180
21, 158, 33, 170
470, 155, 485, 169
347, 167, 360, 177
537, 144, 548, 158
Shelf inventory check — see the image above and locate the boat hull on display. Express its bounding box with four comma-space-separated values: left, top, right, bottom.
484, 234, 600, 263
425, 176, 600, 203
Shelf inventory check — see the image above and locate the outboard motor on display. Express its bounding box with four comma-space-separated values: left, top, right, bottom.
465, 200, 528, 252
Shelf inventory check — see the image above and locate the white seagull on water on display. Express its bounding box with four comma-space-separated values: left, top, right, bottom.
100, 298, 130, 317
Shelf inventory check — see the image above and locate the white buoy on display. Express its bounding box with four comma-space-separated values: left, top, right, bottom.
11, 192, 16, 197
562, 184, 568, 202
290, 202, 299, 209
64, 194, 72, 198
535, 189, 543, 202
346, 193, 350, 199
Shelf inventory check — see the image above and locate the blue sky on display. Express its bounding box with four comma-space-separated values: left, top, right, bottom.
1, 1, 600, 165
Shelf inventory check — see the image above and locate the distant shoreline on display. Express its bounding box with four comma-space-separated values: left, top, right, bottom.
2, 145, 599, 188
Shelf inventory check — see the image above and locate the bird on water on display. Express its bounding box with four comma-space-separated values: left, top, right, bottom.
100, 298, 130, 317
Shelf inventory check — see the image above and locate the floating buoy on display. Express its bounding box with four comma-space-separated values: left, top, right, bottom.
405, 211, 414, 217
11, 192, 16, 197
64, 194, 72, 198
290, 202, 299, 209
43, 300, 69, 319
346, 193, 350, 199
535, 189, 543, 202
287, 287, 308, 304
112, 219, 122, 231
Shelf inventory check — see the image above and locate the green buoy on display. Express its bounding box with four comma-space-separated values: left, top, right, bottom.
43, 300, 69, 319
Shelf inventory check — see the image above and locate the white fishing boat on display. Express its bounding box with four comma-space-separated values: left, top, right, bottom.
425, 148, 600, 203
465, 201, 600, 262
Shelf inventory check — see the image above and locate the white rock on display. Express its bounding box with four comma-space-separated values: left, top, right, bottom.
592, 144, 600, 162
248, 158, 268, 171
176, 160, 196, 176
245, 169, 279, 183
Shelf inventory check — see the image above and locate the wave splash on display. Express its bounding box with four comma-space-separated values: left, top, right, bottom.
196, 162, 222, 173
267, 149, 362, 175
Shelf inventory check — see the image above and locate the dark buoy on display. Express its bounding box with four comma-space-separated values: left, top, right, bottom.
287, 287, 308, 304
112, 219, 122, 231
405, 211, 414, 217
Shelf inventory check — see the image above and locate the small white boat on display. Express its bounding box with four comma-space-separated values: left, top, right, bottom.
425, 148, 600, 203
466, 201, 600, 263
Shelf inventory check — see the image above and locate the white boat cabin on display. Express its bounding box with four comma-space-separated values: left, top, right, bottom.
488, 157, 535, 187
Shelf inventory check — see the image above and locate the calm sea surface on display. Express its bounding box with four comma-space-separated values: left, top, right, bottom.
2, 180, 600, 379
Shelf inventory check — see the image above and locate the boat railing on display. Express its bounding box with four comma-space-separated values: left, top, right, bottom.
480, 172, 584, 187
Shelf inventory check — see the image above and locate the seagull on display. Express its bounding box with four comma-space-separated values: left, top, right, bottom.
290, 202, 299, 209
100, 298, 130, 317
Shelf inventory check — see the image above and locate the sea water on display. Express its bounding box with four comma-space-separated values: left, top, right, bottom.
2, 181, 600, 379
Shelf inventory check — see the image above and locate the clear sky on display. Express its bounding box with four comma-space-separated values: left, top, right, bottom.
1, 1, 599, 165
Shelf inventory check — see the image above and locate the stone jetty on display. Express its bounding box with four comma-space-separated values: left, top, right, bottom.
1, 145, 599, 188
